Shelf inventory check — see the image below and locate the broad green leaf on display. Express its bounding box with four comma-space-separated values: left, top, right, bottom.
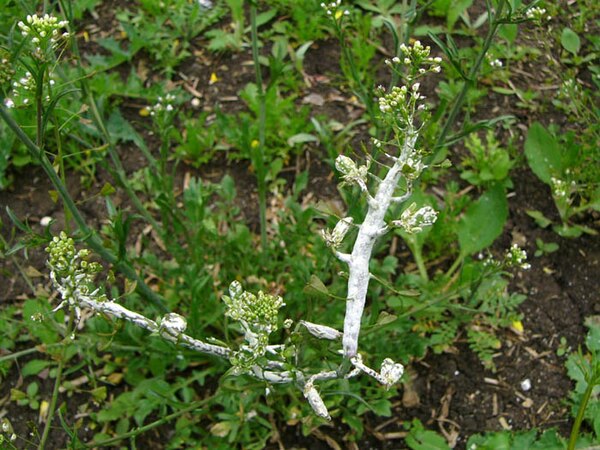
22, 359, 52, 377
303, 275, 329, 298
100, 182, 116, 197
406, 428, 450, 449
524, 123, 563, 184
561, 27, 581, 55
583, 316, 600, 352
458, 184, 508, 256
447, 0, 473, 30
375, 311, 397, 326
499, 24, 518, 43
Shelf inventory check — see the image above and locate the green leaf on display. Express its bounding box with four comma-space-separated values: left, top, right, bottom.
369, 398, 392, 416
406, 420, 450, 449
561, 27, 581, 55
499, 23, 518, 44
525, 210, 552, 228
10, 389, 27, 401
22, 359, 52, 377
447, 0, 473, 30
583, 316, 600, 352
287, 133, 319, 146
27, 382, 39, 397
303, 275, 329, 298
91, 386, 107, 402
375, 311, 398, 326
458, 184, 508, 256
100, 182, 116, 197
524, 123, 563, 184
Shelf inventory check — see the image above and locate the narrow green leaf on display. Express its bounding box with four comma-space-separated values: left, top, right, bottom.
287, 133, 319, 146
526, 209, 552, 228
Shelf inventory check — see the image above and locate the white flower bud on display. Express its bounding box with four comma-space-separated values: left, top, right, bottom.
304, 383, 331, 420
392, 203, 437, 234
300, 321, 343, 340
335, 155, 357, 176
160, 313, 187, 335
380, 358, 404, 388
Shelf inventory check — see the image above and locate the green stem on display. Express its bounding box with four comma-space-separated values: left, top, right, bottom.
408, 235, 429, 281
53, 118, 72, 234
0, 343, 63, 364
0, 233, 36, 294
38, 311, 75, 449
431, 0, 506, 162
446, 254, 464, 279
0, 105, 168, 313
567, 379, 595, 450
335, 21, 375, 122
84, 396, 213, 447
250, 3, 268, 252
57, 0, 161, 232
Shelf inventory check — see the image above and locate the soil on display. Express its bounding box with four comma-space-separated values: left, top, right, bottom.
1, 2, 599, 450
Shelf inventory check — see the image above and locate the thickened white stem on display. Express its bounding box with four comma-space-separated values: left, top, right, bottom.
342, 128, 418, 358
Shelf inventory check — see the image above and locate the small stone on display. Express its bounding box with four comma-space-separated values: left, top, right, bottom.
520, 378, 532, 392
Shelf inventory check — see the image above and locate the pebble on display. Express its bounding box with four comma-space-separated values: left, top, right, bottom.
520, 378, 532, 392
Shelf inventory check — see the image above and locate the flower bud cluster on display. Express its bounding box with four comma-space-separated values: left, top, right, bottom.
320, 0, 349, 21
392, 202, 438, 234
224, 281, 284, 331
6, 71, 36, 107
488, 57, 503, 68
17, 14, 70, 56
525, 6, 551, 21
0, 50, 13, 88
321, 217, 353, 250
0, 418, 16, 445
46, 232, 102, 284
378, 85, 408, 114
550, 177, 573, 200
149, 94, 176, 116
504, 244, 531, 270
400, 155, 426, 181
46, 232, 105, 317
385, 41, 442, 77
376, 82, 427, 128
335, 155, 369, 190
223, 281, 286, 373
